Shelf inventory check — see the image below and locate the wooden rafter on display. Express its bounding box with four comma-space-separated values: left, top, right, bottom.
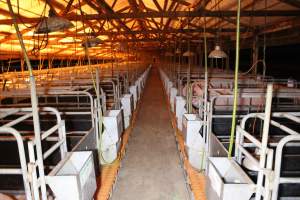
3, 28, 241, 42
1, 10, 300, 25
116, 6, 131, 13
152, 0, 163, 11
62, 0, 75, 16
127, 0, 147, 31
279, 0, 300, 8
94, 0, 134, 35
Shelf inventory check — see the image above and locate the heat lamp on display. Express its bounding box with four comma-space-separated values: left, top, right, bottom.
182, 50, 195, 57
208, 45, 227, 59
175, 48, 181, 54
35, 9, 74, 34
81, 37, 103, 48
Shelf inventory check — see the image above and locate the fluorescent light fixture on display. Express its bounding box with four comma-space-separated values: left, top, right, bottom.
208, 45, 227, 58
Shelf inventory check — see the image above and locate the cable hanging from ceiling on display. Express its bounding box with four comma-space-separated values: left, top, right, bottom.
30, 0, 74, 56
242, 0, 267, 77
208, 0, 227, 59
30, 2, 51, 56
16, 0, 47, 29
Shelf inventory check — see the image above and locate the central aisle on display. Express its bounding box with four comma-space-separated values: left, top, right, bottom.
111, 67, 189, 200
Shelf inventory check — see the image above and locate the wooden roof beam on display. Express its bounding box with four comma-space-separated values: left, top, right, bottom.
5, 28, 242, 41
279, 0, 300, 9
127, 0, 147, 31
62, 0, 75, 16
152, 0, 163, 11
258, 17, 300, 35
162, 2, 178, 40
1, 10, 300, 25
94, 0, 134, 35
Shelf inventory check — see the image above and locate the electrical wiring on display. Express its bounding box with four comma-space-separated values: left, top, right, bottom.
31, 32, 49, 56
241, 59, 266, 77
5, 0, 47, 29
263, 0, 267, 77
11, 0, 50, 55
30, 1, 49, 56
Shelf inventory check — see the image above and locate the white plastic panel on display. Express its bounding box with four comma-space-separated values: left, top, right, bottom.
123, 115, 130, 129
102, 109, 123, 148
170, 87, 178, 112
121, 94, 133, 117
129, 85, 138, 109
167, 81, 173, 97
182, 114, 204, 150
185, 146, 206, 171
175, 96, 186, 131
106, 110, 123, 137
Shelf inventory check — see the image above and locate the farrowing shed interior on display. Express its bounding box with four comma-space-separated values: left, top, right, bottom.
0, 0, 300, 200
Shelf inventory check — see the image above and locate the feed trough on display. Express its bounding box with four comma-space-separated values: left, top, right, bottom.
46, 151, 96, 200
207, 157, 255, 200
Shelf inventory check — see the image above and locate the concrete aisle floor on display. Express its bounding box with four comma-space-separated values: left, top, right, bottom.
111, 67, 189, 200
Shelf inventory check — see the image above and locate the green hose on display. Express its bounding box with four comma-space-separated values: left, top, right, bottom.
228, 0, 241, 158
201, 14, 208, 170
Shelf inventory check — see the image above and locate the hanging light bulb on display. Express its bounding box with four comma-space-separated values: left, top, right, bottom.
175, 48, 181, 54
208, 45, 227, 58
35, 9, 74, 34
208, 0, 227, 59
81, 37, 103, 48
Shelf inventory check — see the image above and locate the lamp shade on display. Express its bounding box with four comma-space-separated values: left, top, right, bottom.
175, 48, 181, 54
182, 50, 195, 57
82, 38, 103, 48
35, 10, 74, 34
165, 52, 174, 56
208, 45, 227, 58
